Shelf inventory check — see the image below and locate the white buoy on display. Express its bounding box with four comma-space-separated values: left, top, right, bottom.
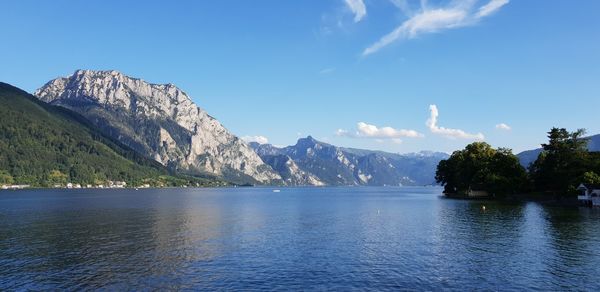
482, 205, 486, 211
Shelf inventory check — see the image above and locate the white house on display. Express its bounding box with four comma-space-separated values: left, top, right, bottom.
467, 190, 490, 198
577, 183, 600, 206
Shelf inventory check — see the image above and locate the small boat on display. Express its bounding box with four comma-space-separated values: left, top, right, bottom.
273, 189, 281, 193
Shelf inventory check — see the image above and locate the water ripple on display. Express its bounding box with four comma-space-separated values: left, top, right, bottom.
1, 188, 599, 290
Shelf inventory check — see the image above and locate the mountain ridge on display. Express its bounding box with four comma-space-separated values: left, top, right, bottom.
250, 137, 449, 186
34, 70, 281, 185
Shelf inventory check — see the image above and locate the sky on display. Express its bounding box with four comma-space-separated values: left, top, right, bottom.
1, 0, 599, 154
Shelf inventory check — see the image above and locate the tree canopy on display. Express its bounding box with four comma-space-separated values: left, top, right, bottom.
436, 142, 528, 197
529, 128, 600, 196
437, 128, 600, 199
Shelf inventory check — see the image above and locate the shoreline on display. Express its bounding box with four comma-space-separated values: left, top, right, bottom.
442, 193, 582, 207
1, 184, 443, 190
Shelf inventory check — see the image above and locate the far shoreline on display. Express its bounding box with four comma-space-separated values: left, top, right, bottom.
0, 184, 444, 191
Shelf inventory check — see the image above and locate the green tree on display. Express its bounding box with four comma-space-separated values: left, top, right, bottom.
0, 170, 14, 185
436, 142, 527, 197
486, 148, 529, 197
582, 171, 600, 185
529, 128, 590, 196
47, 170, 68, 186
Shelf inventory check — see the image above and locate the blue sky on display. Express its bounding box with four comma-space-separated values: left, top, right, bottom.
1, 0, 599, 154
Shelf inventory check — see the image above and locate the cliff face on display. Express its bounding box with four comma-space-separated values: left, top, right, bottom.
251, 137, 449, 186
35, 70, 281, 184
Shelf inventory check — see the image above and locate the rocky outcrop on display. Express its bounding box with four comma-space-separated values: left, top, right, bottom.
251, 136, 449, 186
35, 70, 281, 184
259, 154, 325, 186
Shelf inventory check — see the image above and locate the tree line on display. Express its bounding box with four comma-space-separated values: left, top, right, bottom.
436, 128, 600, 198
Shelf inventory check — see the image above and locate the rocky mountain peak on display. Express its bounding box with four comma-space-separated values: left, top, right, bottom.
295, 135, 326, 148
250, 136, 449, 186
35, 70, 281, 184
36, 70, 197, 124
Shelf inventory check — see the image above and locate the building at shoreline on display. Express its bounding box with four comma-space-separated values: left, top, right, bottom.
577, 183, 600, 206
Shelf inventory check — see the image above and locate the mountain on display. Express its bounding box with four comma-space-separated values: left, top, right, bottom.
517, 134, 600, 168
0, 82, 215, 187
250, 136, 449, 186
258, 154, 325, 186
516, 149, 543, 169
35, 70, 281, 185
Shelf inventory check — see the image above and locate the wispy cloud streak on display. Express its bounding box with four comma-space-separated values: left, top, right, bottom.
345, 0, 367, 23
363, 0, 510, 55
476, 0, 509, 18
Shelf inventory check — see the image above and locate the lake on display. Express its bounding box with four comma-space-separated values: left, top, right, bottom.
1, 187, 599, 290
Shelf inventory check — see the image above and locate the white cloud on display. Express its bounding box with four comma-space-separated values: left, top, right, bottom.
495, 123, 511, 131
391, 138, 403, 144
426, 104, 485, 140
363, 0, 510, 55
363, 8, 467, 55
390, 0, 413, 15
345, 0, 367, 23
336, 129, 351, 136
476, 0, 509, 18
356, 122, 423, 138
241, 135, 269, 144
337, 122, 423, 143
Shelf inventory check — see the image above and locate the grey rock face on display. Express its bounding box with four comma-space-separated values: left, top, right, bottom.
251, 136, 449, 186
260, 154, 325, 186
35, 70, 281, 184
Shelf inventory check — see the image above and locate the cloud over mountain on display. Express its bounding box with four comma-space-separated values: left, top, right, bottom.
337, 122, 423, 144
242, 135, 270, 144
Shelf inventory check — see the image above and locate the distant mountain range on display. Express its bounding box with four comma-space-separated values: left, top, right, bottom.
11, 69, 595, 187
250, 137, 449, 186
516, 134, 600, 168
15, 69, 449, 187
0, 69, 477, 187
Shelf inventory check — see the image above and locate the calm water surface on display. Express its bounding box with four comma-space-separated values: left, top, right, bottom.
1, 187, 599, 290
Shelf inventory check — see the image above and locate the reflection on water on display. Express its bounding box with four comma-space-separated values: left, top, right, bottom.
1, 187, 599, 290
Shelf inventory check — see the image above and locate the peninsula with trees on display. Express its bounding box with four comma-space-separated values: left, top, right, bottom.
436, 128, 600, 202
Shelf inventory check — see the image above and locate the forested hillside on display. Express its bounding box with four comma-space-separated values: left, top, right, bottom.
0, 82, 218, 187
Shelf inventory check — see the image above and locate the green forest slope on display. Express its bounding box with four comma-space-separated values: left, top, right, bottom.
0, 82, 220, 187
